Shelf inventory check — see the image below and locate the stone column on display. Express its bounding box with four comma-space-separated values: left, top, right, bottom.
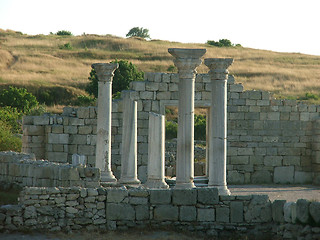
119, 91, 140, 185
92, 62, 118, 183
145, 112, 169, 189
204, 58, 233, 195
168, 48, 206, 189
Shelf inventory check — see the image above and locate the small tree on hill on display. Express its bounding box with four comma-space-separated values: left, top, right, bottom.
86, 60, 144, 98
56, 30, 72, 36
126, 27, 150, 39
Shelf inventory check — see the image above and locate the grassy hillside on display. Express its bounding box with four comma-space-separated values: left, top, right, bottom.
1, 29, 320, 106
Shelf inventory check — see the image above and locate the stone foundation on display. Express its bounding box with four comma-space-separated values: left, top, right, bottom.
1, 186, 320, 239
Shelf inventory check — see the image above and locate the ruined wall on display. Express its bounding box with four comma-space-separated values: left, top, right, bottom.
1, 186, 320, 239
22, 73, 320, 184
0, 152, 100, 188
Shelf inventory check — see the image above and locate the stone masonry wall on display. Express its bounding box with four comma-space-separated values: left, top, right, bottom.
0, 152, 100, 188
22, 73, 320, 184
1, 186, 320, 239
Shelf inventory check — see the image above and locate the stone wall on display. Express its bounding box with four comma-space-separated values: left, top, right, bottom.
0, 152, 100, 188
1, 186, 320, 239
22, 73, 320, 184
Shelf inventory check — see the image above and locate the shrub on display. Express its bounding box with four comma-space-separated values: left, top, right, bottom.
165, 120, 178, 140
0, 120, 21, 152
0, 87, 38, 113
56, 30, 72, 36
59, 42, 73, 50
0, 107, 22, 133
194, 114, 206, 140
126, 27, 150, 39
74, 95, 96, 106
206, 39, 241, 48
86, 60, 144, 98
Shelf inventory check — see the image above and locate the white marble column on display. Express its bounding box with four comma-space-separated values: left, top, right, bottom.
92, 62, 118, 183
168, 48, 206, 189
119, 91, 140, 184
145, 112, 169, 189
204, 58, 233, 195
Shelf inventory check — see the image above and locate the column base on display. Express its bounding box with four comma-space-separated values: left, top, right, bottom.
208, 185, 230, 195
119, 177, 141, 185
145, 179, 169, 189
174, 182, 196, 189
100, 171, 117, 183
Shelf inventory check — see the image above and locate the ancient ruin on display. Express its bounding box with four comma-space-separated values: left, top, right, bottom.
1, 48, 320, 238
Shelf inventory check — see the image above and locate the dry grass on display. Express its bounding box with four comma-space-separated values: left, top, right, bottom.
1, 30, 320, 104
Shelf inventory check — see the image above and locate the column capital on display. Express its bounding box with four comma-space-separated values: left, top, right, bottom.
204, 58, 233, 80
91, 62, 119, 82
168, 48, 206, 78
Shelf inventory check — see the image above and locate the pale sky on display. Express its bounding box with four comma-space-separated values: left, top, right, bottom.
1, 0, 320, 56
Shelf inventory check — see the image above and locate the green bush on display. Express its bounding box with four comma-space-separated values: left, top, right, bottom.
0, 87, 38, 113
56, 30, 72, 36
165, 120, 178, 140
126, 27, 150, 39
74, 95, 96, 106
206, 39, 241, 48
194, 114, 206, 140
59, 42, 73, 50
86, 60, 144, 98
0, 120, 21, 152
0, 107, 22, 133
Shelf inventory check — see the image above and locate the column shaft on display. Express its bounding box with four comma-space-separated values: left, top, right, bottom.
145, 112, 169, 189
119, 91, 140, 184
93, 63, 118, 183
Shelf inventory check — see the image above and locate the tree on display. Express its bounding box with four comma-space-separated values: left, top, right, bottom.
86, 60, 144, 98
126, 27, 150, 39
56, 30, 72, 36
206, 39, 237, 47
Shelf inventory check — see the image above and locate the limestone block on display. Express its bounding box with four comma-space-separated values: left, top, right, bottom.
47, 133, 69, 144
129, 197, 148, 205
107, 188, 128, 203
78, 126, 92, 134
140, 91, 154, 100
230, 156, 249, 165
172, 189, 197, 205
230, 201, 243, 223
22, 115, 34, 125
144, 72, 155, 82
153, 205, 178, 221
179, 206, 196, 221
216, 207, 230, 223
23, 125, 44, 136
33, 116, 50, 125
135, 205, 149, 220
227, 171, 244, 184
47, 152, 68, 163
69, 135, 87, 145
272, 200, 286, 223
69, 118, 85, 126
77, 107, 90, 119
24, 206, 37, 219
150, 189, 171, 204
229, 84, 243, 93
106, 203, 135, 220
52, 125, 63, 134
169, 83, 178, 91
63, 126, 78, 134
159, 83, 168, 91
145, 82, 159, 91
77, 145, 95, 156
131, 81, 145, 91
197, 208, 215, 222
264, 156, 282, 167
154, 73, 162, 82
309, 202, 320, 224
251, 171, 272, 184
171, 74, 179, 83
274, 166, 294, 184
296, 199, 310, 224
244, 195, 272, 223
294, 171, 312, 184
197, 188, 218, 204
157, 92, 171, 100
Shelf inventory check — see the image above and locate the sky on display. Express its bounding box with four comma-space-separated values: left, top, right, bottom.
0, 0, 320, 56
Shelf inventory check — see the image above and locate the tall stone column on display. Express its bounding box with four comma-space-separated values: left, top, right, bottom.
168, 48, 206, 189
92, 62, 118, 183
145, 112, 169, 189
119, 91, 140, 185
204, 58, 233, 195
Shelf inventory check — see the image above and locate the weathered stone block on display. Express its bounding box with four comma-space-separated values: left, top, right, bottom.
131, 81, 146, 91
107, 188, 128, 203
153, 205, 178, 221
47, 152, 68, 163
150, 189, 171, 204
172, 189, 197, 205
309, 202, 320, 224
230, 201, 243, 223
284, 202, 295, 223
48, 133, 69, 144
245, 195, 272, 223
227, 171, 244, 184
23, 125, 44, 136
33, 116, 50, 125
274, 166, 294, 184
216, 207, 230, 223
197, 188, 219, 205
251, 171, 272, 184
106, 203, 135, 221
197, 208, 215, 222
179, 206, 196, 221
296, 199, 310, 224
272, 200, 286, 223
294, 171, 312, 184
77, 107, 90, 119
135, 205, 149, 220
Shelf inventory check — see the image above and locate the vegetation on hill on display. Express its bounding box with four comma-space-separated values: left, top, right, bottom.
1, 28, 320, 107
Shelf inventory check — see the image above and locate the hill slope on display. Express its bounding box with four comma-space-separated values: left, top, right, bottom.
1, 29, 320, 105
